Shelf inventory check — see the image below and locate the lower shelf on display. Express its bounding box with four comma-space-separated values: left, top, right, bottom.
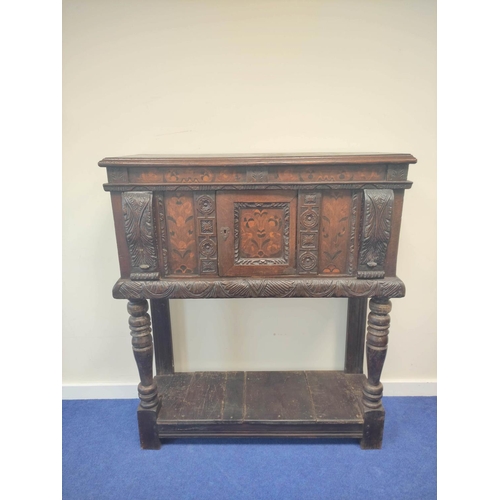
156, 371, 367, 438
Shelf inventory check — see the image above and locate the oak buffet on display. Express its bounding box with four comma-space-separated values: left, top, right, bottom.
99, 153, 416, 449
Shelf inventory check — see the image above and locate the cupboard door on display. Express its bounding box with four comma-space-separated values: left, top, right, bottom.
217, 191, 297, 276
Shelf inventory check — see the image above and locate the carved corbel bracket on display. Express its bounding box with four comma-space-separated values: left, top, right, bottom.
122, 191, 160, 280
357, 189, 394, 279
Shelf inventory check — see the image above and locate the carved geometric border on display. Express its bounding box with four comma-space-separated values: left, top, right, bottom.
233, 202, 290, 266
113, 277, 406, 300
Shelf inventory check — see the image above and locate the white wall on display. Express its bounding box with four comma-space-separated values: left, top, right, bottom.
63, 0, 436, 394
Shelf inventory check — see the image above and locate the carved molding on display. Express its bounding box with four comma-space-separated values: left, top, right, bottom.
104, 182, 413, 192
348, 191, 360, 275
298, 191, 320, 274
131, 272, 160, 281
122, 192, 158, 277
156, 193, 169, 276
113, 277, 406, 300
234, 202, 290, 266
357, 189, 394, 279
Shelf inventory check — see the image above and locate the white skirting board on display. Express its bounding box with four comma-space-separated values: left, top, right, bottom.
62, 380, 437, 400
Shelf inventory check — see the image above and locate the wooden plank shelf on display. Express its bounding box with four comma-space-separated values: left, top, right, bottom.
156, 371, 367, 438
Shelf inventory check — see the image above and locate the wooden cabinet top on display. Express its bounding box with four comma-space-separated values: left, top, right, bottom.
99, 152, 417, 168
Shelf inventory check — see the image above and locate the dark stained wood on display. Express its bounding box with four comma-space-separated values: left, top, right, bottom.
245, 371, 314, 421
156, 372, 193, 421
101, 153, 415, 449
157, 422, 363, 438
344, 298, 368, 373
156, 371, 364, 437
150, 298, 175, 375
137, 405, 161, 450
306, 372, 364, 421
222, 371, 245, 421
158, 371, 226, 422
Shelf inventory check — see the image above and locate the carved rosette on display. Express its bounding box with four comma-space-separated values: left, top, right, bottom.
298, 192, 321, 274
357, 189, 394, 279
195, 192, 218, 275
122, 191, 159, 280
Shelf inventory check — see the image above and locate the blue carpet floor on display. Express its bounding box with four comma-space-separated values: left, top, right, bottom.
63, 397, 436, 500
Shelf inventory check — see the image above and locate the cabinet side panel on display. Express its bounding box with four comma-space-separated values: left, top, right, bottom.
319, 191, 352, 275
165, 193, 198, 275
110, 192, 131, 278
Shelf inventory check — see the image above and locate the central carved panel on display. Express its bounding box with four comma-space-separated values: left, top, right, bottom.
234, 202, 290, 265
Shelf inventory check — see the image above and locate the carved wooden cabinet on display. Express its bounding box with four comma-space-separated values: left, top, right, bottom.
99, 153, 416, 449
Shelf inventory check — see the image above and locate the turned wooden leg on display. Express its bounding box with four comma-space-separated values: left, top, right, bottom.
128, 299, 161, 450
360, 297, 391, 449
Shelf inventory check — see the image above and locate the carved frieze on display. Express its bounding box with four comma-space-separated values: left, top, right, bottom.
122, 191, 158, 279
113, 277, 406, 300
357, 189, 394, 279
